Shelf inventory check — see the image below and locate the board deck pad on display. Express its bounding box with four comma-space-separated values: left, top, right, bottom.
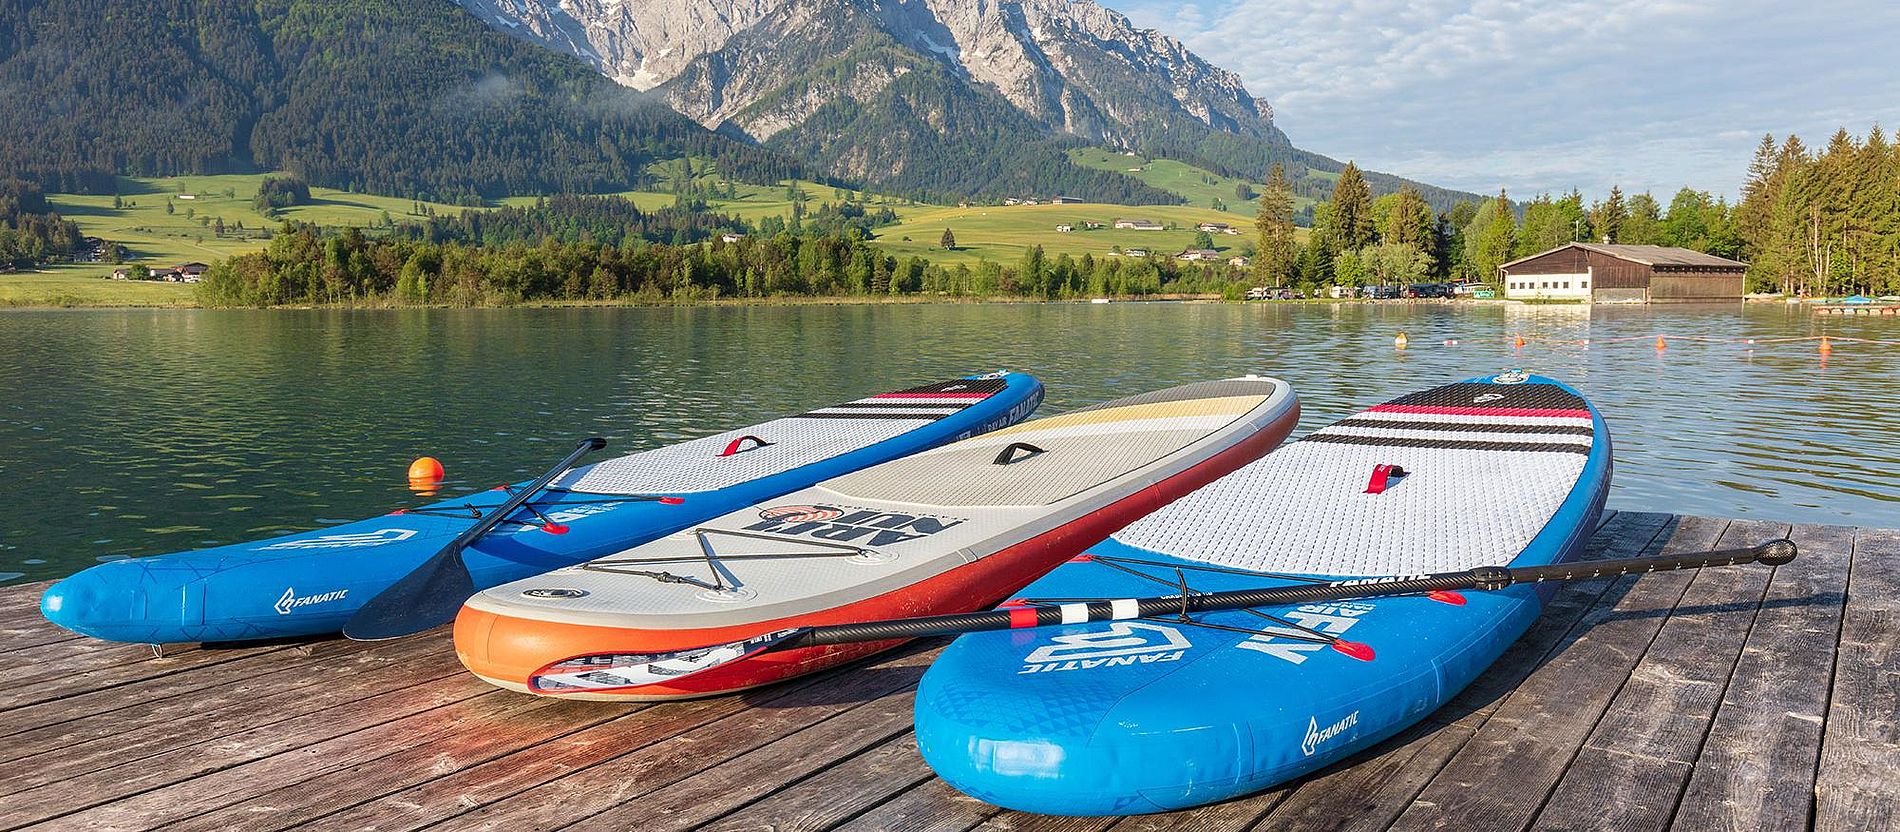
454, 377, 1302, 699
39, 373, 1043, 644
913, 373, 1612, 816
555, 378, 1013, 495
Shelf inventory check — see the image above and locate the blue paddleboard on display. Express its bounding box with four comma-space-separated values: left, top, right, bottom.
914, 373, 1609, 815
41, 373, 1043, 644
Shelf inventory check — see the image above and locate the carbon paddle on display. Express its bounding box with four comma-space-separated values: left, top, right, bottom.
526, 539, 1797, 692
344, 437, 607, 641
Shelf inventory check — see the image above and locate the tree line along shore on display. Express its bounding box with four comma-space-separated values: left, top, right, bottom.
6, 125, 1896, 308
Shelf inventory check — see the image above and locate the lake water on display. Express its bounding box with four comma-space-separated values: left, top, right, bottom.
2, 302, 1896, 585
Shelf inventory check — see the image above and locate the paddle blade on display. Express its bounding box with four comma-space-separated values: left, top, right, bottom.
528, 628, 804, 695
343, 547, 476, 641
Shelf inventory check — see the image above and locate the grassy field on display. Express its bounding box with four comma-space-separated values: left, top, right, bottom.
868, 202, 1266, 265
1067, 148, 1319, 217
0, 268, 196, 307
28, 152, 1303, 306
47, 173, 475, 279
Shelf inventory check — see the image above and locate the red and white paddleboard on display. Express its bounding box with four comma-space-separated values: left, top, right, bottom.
454, 377, 1300, 700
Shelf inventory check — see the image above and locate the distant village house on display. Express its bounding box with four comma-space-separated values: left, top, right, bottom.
1177, 249, 1221, 261
1114, 218, 1163, 231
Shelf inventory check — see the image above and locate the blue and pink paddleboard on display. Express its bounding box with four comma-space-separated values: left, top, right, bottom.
41, 373, 1042, 644
914, 373, 1610, 815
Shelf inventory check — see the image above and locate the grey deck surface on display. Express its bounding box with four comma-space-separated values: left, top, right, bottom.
0, 511, 1892, 831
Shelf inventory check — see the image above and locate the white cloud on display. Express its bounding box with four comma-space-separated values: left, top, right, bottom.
1106, 0, 1900, 200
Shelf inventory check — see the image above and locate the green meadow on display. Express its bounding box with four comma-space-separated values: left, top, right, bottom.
1066, 148, 1319, 217
24, 154, 1298, 305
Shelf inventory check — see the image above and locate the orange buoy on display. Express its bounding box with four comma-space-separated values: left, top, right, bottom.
1394, 331, 1409, 349
1655, 335, 1667, 350
1819, 336, 1832, 354
1513, 335, 1526, 349
408, 456, 446, 483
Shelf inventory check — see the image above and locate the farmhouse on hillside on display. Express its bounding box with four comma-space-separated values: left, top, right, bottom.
1177, 249, 1221, 261
1114, 218, 1164, 231
1500, 243, 1747, 303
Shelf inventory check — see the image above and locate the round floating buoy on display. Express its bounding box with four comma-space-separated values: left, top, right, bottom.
1655, 335, 1667, 350
407, 456, 445, 483
1513, 335, 1526, 349
1394, 331, 1409, 349
1443, 339, 1458, 346
1819, 336, 1832, 354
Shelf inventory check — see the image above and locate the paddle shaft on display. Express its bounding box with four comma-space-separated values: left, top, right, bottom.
770, 539, 1798, 650
445, 437, 606, 555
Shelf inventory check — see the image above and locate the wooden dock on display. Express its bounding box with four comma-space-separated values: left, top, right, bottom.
1814, 303, 1900, 315
0, 511, 1894, 831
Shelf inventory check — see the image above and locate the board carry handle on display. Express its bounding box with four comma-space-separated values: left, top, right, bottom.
719, 435, 773, 457
992, 442, 1046, 465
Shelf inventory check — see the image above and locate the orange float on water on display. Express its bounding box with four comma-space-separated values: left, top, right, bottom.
1655, 335, 1667, 350
408, 456, 446, 483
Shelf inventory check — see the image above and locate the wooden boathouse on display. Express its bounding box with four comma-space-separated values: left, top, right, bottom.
0, 511, 1895, 831
1500, 243, 1748, 303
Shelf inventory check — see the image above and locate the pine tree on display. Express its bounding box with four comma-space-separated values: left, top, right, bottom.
1329, 162, 1374, 250
1589, 186, 1626, 243
1464, 190, 1516, 283
1381, 186, 1434, 250
1622, 193, 1663, 244
940, 228, 956, 250
1252, 164, 1299, 287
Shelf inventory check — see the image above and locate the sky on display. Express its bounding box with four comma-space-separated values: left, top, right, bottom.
1104, 0, 1900, 202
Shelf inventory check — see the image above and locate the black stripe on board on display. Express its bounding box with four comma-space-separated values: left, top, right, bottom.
828, 402, 973, 410
789, 412, 947, 421
891, 378, 1009, 396
1383, 381, 1587, 412
1304, 433, 1591, 455
1333, 418, 1596, 436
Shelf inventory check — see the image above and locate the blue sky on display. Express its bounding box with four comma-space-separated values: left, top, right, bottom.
1104, 0, 1899, 201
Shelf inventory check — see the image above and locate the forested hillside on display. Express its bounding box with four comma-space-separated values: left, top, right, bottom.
0, 0, 800, 202
0, 179, 83, 268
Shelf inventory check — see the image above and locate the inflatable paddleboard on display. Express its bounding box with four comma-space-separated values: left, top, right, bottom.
456, 377, 1300, 700
40, 373, 1043, 644
914, 372, 1610, 815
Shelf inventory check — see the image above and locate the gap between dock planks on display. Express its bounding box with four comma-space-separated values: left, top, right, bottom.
0, 513, 1892, 832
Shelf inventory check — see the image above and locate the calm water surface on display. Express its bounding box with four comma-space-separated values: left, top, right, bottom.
2, 302, 1896, 584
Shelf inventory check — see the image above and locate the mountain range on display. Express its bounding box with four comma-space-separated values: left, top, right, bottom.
0, 0, 1475, 207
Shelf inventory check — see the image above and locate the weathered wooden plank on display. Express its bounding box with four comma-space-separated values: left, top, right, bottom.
967, 810, 1117, 831
0, 638, 300, 714
0, 580, 50, 628
696, 733, 937, 832
0, 669, 493, 827
1815, 526, 1900, 832
302, 672, 837, 832
150, 696, 627, 832
0, 636, 468, 795
832, 776, 1001, 832
435, 644, 944, 831
1386, 514, 1729, 832
1669, 523, 1854, 832
582, 690, 921, 831
27, 687, 572, 832
1529, 519, 1788, 831
0, 636, 387, 756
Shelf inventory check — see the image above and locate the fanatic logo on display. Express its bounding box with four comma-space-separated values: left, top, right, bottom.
1019, 622, 1191, 674
1301, 710, 1361, 757
275, 587, 349, 615
260, 528, 417, 551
